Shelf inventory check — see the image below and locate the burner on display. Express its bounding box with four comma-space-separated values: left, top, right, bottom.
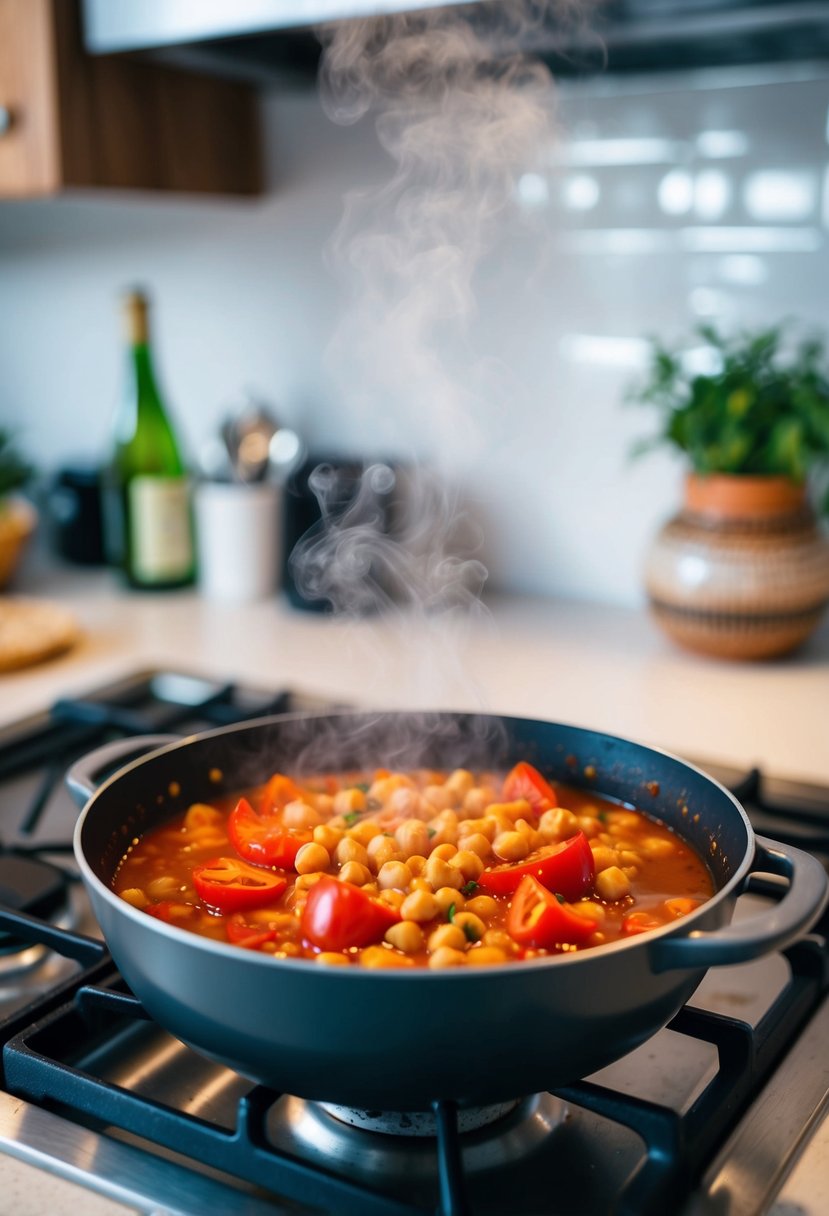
271, 1092, 563, 1200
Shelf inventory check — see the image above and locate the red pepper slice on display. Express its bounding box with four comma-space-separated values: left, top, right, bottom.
225, 914, 278, 950
622, 910, 666, 937
228, 796, 312, 870
502, 762, 557, 815
301, 877, 401, 952
145, 901, 176, 923
259, 772, 307, 814
478, 830, 595, 899
193, 856, 287, 914
507, 875, 597, 949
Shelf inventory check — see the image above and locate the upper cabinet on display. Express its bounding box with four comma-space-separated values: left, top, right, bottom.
0, 0, 262, 198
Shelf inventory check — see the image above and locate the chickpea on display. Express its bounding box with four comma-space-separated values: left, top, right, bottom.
370, 774, 414, 803
618, 850, 642, 868
385, 921, 425, 954
407, 855, 427, 877
183, 804, 222, 831
395, 820, 432, 859
336, 837, 370, 868
459, 832, 492, 860
590, 845, 619, 873
425, 856, 464, 892
608, 810, 642, 832
459, 816, 497, 842
488, 799, 532, 822
316, 952, 350, 966
482, 929, 515, 952
538, 807, 579, 842
428, 947, 467, 969
449, 850, 484, 882
492, 831, 530, 863
377, 860, 413, 891
313, 793, 334, 816
295, 842, 330, 875
388, 787, 423, 818
578, 816, 603, 839
466, 946, 508, 966
147, 876, 178, 900
446, 769, 475, 800
333, 788, 367, 816
338, 860, 372, 886
461, 789, 490, 817
377, 888, 406, 911
366, 835, 399, 872
434, 887, 465, 916
573, 900, 606, 923
451, 912, 486, 943
283, 800, 322, 829
643, 837, 676, 860
120, 888, 149, 909
428, 810, 459, 846
313, 824, 343, 853
428, 923, 467, 953
431, 842, 458, 862
595, 866, 631, 901
464, 894, 498, 920
400, 889, 441, 923
424, 784, 456, 812
360, 945, 415, 969
348, 820, 383, 847
295, 872, 326, 892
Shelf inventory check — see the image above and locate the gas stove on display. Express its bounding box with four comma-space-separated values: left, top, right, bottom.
0, 670, 827, 1216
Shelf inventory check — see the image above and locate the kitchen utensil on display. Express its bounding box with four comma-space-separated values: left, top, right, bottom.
66, 713, 828, 1112
220, 398, 302, 485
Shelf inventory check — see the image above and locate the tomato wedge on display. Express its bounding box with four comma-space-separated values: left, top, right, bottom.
225, 914, 278, 950
507, 876, 597, 949
478, 830, 595, 899
229, 796, 312, 870
259, 772, 307, 814
193, 857, 287, 914
502, 761, 557, 815
301, 877, 401, 952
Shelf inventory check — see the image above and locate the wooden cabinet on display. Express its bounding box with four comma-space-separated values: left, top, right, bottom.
0, 0, 262, 198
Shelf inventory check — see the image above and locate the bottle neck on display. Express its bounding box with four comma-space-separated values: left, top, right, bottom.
128, 341, 160, 405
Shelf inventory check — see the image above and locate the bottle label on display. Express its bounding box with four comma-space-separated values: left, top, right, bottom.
129, 476, 193, 583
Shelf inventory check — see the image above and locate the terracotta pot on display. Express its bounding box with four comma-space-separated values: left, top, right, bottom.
645, 474, 829, 659
0, 497, 37, 589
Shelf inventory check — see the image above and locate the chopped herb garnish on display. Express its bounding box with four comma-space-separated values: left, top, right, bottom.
462, 922, 481, 943
353, 782, 370, 793
597, 811, 608, 824
554, 892, 565, 904
383, 831, 394, 838
461, 880, 479, 897
447, 903, 456, 922
343, 811, 361, 828
427, 827, 437, 839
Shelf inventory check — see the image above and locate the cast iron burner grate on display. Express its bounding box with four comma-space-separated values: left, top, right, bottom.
0, 899, 826, 1216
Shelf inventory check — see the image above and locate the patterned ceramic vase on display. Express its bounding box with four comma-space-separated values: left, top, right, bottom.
645, 474, 829, 659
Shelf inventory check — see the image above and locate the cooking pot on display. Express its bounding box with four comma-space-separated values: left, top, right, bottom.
67, 711, 828, 1112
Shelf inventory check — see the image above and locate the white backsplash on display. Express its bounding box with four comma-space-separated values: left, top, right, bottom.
1, 62, 829, 606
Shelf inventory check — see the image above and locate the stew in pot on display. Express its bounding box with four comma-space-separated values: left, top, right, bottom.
114, 762, 714, 968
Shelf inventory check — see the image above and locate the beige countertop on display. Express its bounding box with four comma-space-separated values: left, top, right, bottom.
3, 566, 829, 787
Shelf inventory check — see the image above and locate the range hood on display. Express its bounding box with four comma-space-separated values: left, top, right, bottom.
82, 0, 829, 81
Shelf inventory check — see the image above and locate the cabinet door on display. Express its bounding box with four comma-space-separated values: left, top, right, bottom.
0, 0, 61, 195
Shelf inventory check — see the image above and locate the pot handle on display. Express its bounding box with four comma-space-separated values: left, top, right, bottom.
650, 836, 828, 973
66, 734, 182, 809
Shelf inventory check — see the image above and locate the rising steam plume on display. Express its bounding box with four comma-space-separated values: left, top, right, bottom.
289, 2, 595, 703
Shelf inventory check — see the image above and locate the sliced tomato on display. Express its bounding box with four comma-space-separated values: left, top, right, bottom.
225, 914, 278, 950
507, 875, 596, 949
301, 877, 401, 952
478, 830, 595, 900
259, 772, 307, 815
229, 796, 312, 870
193, 856, 287, 915
502, 761, 557, 814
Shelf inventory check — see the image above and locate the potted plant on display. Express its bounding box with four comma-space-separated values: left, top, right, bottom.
629, 323, 829, 659
0, 429, 36, 589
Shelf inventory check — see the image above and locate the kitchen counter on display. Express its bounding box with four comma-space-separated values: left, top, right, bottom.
3, 566, 829, 786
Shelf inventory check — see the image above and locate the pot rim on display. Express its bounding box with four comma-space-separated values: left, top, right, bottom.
73, 708, 755, 979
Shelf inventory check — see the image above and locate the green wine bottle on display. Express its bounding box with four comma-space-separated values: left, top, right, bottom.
103, 289, 195, 589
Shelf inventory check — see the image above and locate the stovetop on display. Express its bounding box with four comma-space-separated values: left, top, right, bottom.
0, 670, 827, 1216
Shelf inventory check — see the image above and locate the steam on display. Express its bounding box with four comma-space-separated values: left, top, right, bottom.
289, 2, 593, 720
